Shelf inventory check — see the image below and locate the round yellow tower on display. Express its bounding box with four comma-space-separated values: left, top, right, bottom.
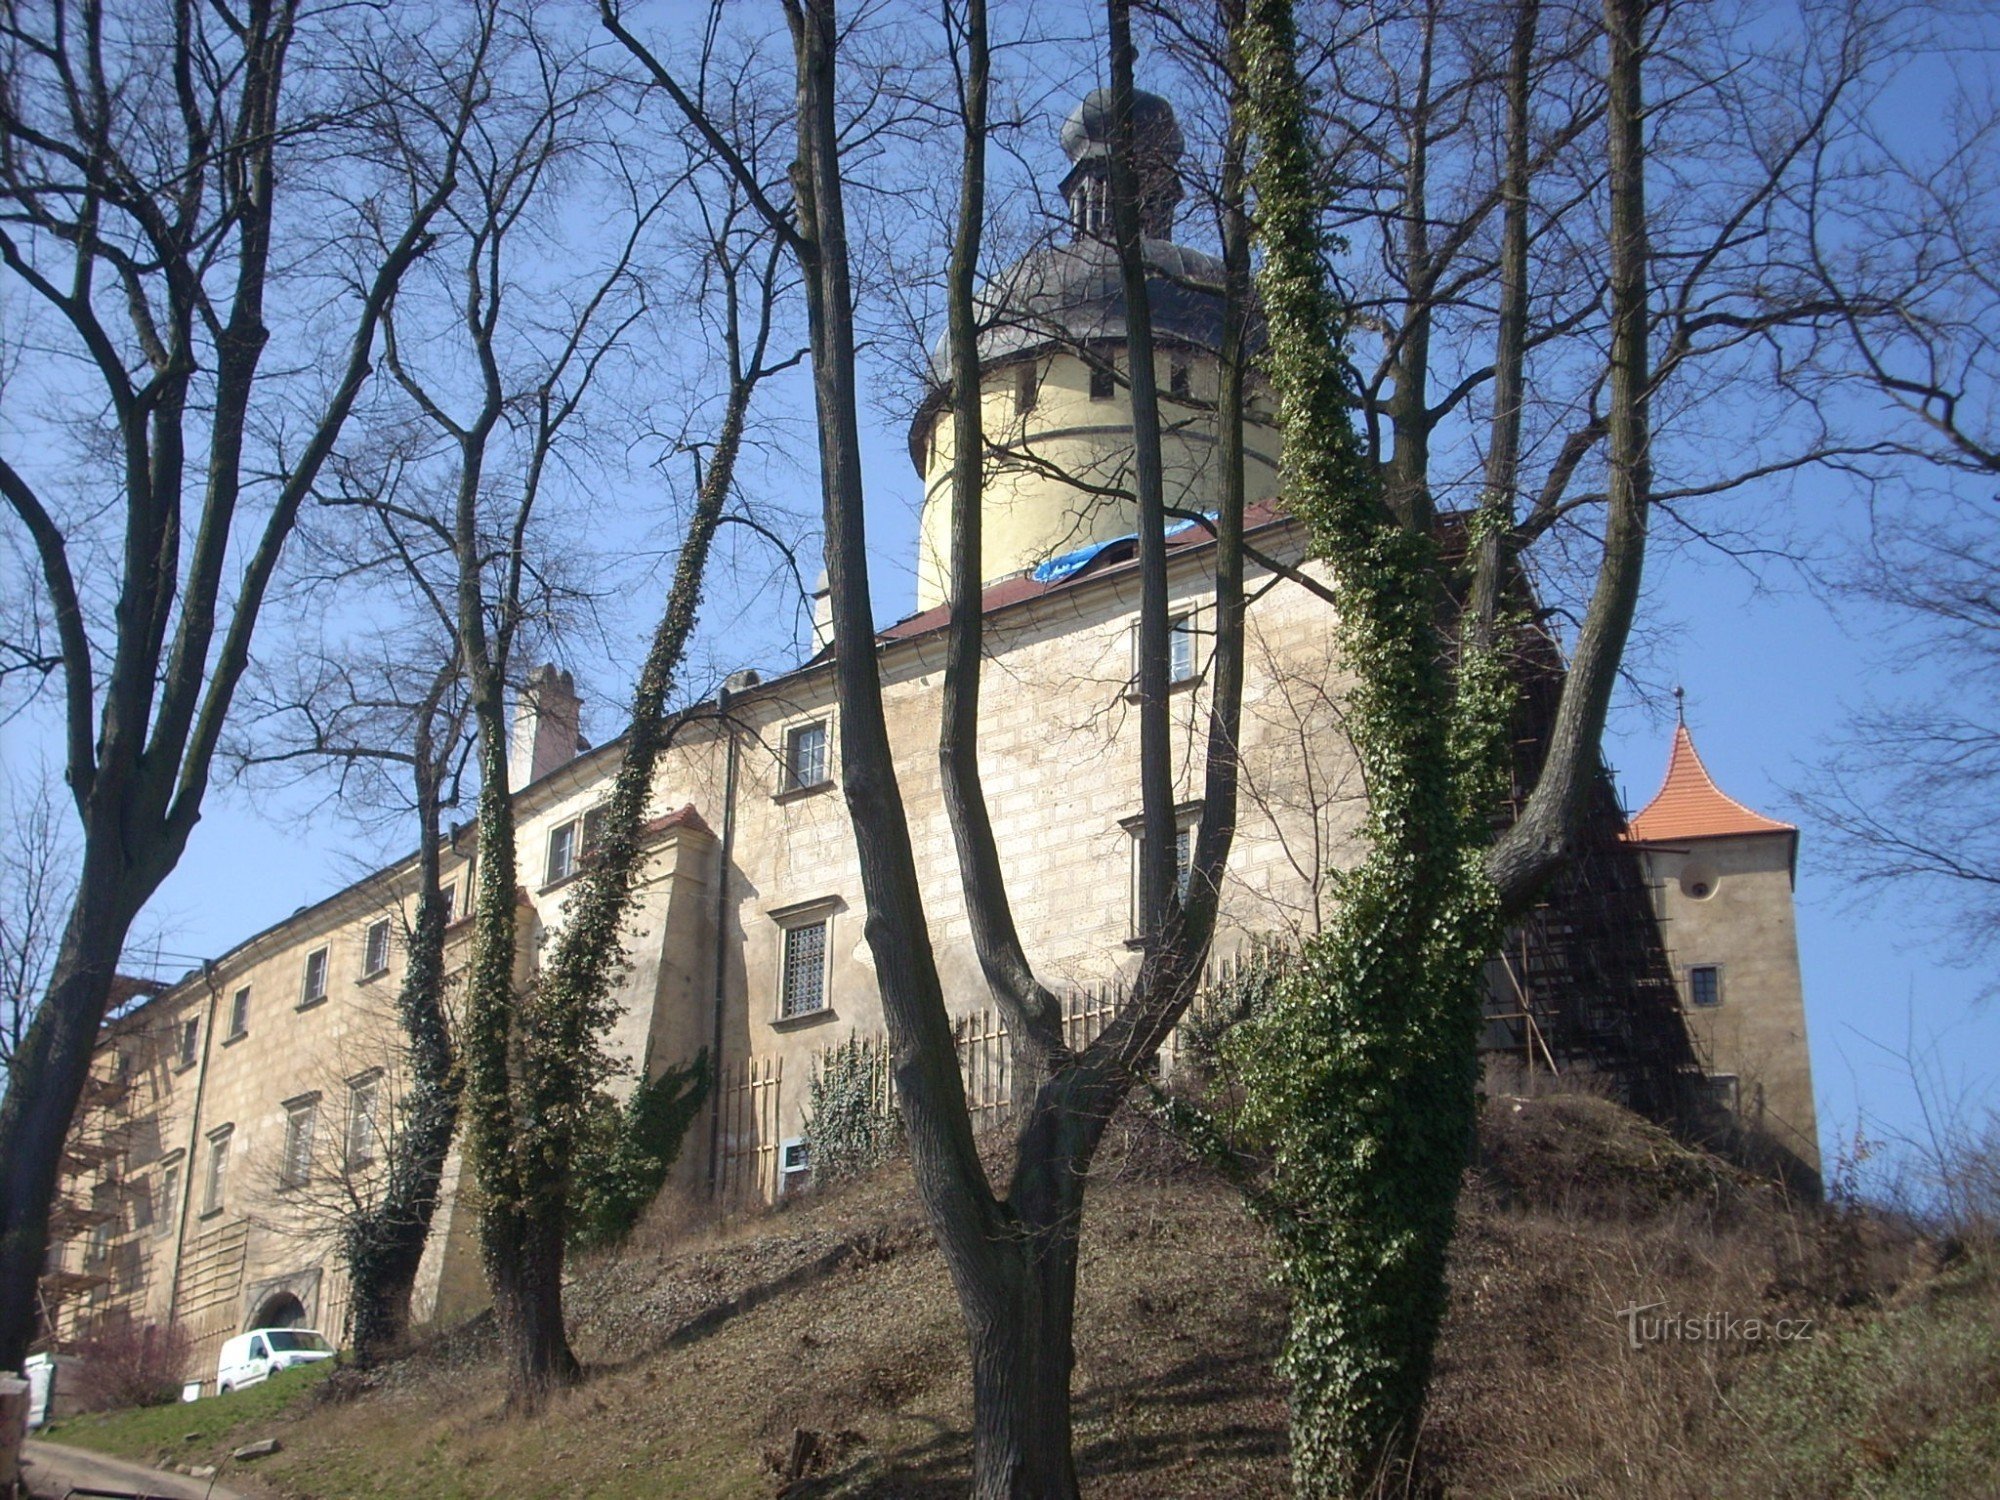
908, 87, 1283, 612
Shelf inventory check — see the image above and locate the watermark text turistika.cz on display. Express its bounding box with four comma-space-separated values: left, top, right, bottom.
1614, 1302, 1816, 1351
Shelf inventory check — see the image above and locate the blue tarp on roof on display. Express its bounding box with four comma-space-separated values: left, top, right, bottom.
1029, 514, 1209, 585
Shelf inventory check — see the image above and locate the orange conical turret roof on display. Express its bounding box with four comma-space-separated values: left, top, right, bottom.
1624, 723, 1795, 843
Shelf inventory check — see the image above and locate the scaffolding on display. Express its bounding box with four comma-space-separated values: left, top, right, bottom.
1477, 627, 1709, 1126
37, 1044, 142, 1348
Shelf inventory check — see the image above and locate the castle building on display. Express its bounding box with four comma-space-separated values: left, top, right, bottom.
42, 89, 1818, 1381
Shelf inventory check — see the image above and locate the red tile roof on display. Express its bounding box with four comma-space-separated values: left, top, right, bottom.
1623, 723, 1794, 843
641, 804, 714, 840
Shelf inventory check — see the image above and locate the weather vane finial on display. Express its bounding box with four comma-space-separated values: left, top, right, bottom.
1673, 684, 1686, 724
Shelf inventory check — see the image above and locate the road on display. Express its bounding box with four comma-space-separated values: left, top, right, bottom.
21, 1438, 252, 1500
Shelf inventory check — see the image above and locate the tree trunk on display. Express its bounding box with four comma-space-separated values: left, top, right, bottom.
485, 1200, 581, 1400
344, 881, 456, 1366
965, 1226, 1083, 1500
0, 888, 131, 1367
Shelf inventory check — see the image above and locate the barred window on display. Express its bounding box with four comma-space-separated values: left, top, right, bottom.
1689, 964, 1723, 1008
1169, 614, 1198, 684
1124, 804, 1203, 938
154, 1158, 181, 1236
780, 920, 829, 1019
1133, 613, 1202, 690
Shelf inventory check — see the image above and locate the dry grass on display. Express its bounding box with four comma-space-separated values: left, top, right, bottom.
47, 1097, 1999, 1498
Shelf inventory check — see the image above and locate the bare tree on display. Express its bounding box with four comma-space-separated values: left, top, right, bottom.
0, 774, 76, 1083
491, 161, 797, 1404
1792, 11, 2000, 478
227, 643, 472, 1363
0, 0, 481, 1366
322, 8, 802, 1404
607, 0, 1261, 1484
1785, 22, 2000, 972
1795, 504, 2000, 975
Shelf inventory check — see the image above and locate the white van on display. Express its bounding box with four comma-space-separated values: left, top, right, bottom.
214, 1328, 334, 1394
22, 1353, 83, 1427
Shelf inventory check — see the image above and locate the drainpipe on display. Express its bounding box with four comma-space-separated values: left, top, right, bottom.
164, 960, 223, 1332
704, 686, 741, 1197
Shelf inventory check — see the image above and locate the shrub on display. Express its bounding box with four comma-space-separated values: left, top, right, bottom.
804, 1034, 900, 1185
70, 1321, 191, 1411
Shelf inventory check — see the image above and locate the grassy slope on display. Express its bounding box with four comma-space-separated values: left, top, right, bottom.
44, 1099, 2000, 1498
41, 1361, 333, 1461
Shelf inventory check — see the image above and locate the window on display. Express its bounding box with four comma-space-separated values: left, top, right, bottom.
85, 1220, 111, 1267
1169, 613, 1198, 684
1014, 361, 1039, 415
154, 1157, 181, 1236
439, 882, 457, 924
301, 947, 329, 1006
779, 918, 830, 1019
202, 1128, 232, 1216
1688, 964, 1723, 1009
784, 720, 830, 792
1706, 1073, 1741, 1113
1169, 355, 1192, 398
281, 1097, 318, 1189
1089, 356, 1116, 401
545, 807, 608, 886
346, 1073, 382, 1172
1131, 613, 1202, 691
1125, 805, 1202, 937
176, 1015, 200, 1070
266, 1330, 331, 1354
362, 918, 392, 978
546, 819, 577, 885
227, 986, 250, 1040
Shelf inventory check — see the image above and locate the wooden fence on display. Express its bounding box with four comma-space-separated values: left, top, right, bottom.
711, 950, 1265, 1206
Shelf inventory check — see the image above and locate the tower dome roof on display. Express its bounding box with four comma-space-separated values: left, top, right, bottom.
1059, 86, 1186, 168
908, 83, 1259, 472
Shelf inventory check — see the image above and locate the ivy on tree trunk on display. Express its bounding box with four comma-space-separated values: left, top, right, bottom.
1229, 0, 1511, 1489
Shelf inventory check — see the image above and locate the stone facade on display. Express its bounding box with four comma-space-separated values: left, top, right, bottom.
46, 515, 1369, 1381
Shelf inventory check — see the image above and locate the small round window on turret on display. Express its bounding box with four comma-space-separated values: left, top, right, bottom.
1680, 862, 1719, 900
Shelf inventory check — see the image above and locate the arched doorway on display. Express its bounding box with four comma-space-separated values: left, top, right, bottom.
250, 1291, 306, 1330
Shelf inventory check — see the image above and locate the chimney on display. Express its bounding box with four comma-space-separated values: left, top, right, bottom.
810, 569, 834, 653
509, 664, 583, 789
